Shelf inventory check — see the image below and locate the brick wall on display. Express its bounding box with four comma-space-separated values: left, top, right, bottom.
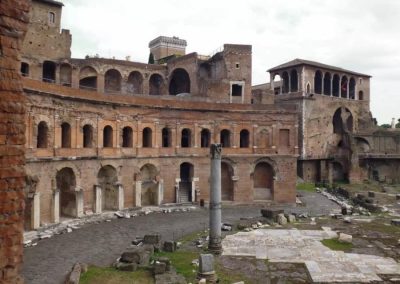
0, 0, 30, 283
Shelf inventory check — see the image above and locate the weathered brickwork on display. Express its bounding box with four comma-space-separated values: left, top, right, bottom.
0, 0, 30, 283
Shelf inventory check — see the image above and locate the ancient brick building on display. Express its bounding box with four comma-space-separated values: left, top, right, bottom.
0, 0, 30, 283
253, 59, 400, 184
21, 0, 298, 230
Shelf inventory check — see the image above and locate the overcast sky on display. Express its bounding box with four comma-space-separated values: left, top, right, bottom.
60, 0, 400, 124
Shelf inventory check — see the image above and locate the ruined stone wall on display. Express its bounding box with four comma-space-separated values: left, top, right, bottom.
0, 0, 30, 283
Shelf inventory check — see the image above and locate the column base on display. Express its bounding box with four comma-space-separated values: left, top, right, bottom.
208, 240, 222, 255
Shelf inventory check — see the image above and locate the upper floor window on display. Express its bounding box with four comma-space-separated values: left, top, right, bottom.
49, 12, 55, 24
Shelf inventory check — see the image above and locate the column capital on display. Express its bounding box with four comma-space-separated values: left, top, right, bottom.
210, 143, 222, 159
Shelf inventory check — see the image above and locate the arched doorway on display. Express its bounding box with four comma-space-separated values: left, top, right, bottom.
56, 168, 77, 218
253, 162, 274, 200
179, 163, 193, 203
221, 162, 234, 201
37, 121, 48, 148
97, 166, 119, 210
149, 74, 164, 95
140, 164, 158, 206
169, 68, 191, 95
332, 162, 347, 183
333, 107, 353, 134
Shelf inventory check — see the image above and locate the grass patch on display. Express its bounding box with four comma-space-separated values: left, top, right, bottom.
178, 230, 208, 244
80, 266, 154, 284
296, 182, 316, 192
154, 251, 200, 283
321, 239, 353, 252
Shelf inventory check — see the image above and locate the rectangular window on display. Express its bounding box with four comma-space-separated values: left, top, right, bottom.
232, 84, 242, 96
279, 129, 290, 147
49, 12, 55, 24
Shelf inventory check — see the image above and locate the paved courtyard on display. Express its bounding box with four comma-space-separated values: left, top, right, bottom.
22, 191, 337, 284
222, 229, 400, 283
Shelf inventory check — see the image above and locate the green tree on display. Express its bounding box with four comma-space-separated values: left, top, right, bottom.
396, 119, 400, 128
380, 124, 391, 129
148, 53, 154, 64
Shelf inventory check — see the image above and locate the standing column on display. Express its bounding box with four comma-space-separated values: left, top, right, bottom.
53, 189, 60, 223
208, 143, 222, 255
94, 185, 102, 214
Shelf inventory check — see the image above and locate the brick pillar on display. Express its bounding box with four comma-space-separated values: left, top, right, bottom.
0, 1, 30, 283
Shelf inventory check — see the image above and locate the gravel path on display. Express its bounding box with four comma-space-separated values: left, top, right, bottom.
22, 191, 338, 284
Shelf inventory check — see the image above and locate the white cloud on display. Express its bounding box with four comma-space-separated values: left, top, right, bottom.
60, 0, 400, 124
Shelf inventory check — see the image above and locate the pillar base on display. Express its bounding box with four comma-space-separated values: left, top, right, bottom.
208, 240, 222, 255
197, 271, 217, 283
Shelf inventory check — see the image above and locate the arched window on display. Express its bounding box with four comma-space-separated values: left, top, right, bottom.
42, 61, 56, 83
149, 74, 164, 95
48, 12, 55, 24
290, 69, 298, 92
79, 66, 97, 91
201, 129, 210, 148
358, 91, 364, 101
349, 78, 356, 100
103, 126, 113, 148
61, 122, 71, 148
220, 129, 231, 148
83, 124, 93, 148
127, 71, 143, 94
21, 62, 29, 77
282, 72, 289, 93
306, 83, 311, 94
104, 69, 122, 93
122, 127, 133, 148
332, 74, 340, 97
169, 68, 191, 95
314, 70, 322, 94
143, 127, 152, 148
240, 129, 249, 148
323, 72, 331, 96
340, 76, 348, 98
60, 63, 72, 86
37, 121, 48, 148
181, 128, 191, 148
162, 128, 171, 148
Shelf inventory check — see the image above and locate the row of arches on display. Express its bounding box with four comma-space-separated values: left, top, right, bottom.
36, 121, 253, 149
22, 61, 192, 96
313, 71, 361, 99
26, 160, 276, 229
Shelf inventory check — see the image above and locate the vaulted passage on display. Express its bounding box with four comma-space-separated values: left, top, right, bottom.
323, 72, 331, 96
105, 69, 122, 93
149, 74, 164, 95
127, 71, 143, 94
98, 166, 118, 210
201, 129, 210, 148
332, 162, 347, 183
221, 162, 234, 201
333, 107, 353, 134
42, 60, 56, 83
169, 68, 190, 95
56, 168, 76, 218
282, 72, 289, 93
332, 74, 340, 97
179, 163, 193, 203
140, 164, 158, 206
349, 77, 356, 99
341, 76, 348, 98
253, 162, 274, 200
79, 66, 97, 91
290, 69, 298, 92
314, 70, 322, 94
37, 121, 48, 148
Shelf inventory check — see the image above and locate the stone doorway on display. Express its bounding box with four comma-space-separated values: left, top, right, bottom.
179, 163, 193, 203
140, 164, 159, 206
253, 162, 274, 201
56, 168, 78, 218
97, 166, 121, 211
221, 162, 234, 201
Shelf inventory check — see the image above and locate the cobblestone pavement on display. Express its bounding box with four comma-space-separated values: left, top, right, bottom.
22, 191, 338, 284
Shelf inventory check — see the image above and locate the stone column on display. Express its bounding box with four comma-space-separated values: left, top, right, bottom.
252, 124, 258, 153
75, 117, 81, 148
194, 123, 199, 148
208, 143, 222, 254
53, 189, 60, 223
31, 192, 41, 229
115, 119, 120, 148
191, 178, 198, 202
117, 183, 124, 210
175, 178, 181, 203
157, 179, 164, 205
232, 124, 238, 148
135, 181, 142, 207
154, 121, 159, 148
75, 187, 84, 217
28, 111, 33, 149
94, 185, 102, 214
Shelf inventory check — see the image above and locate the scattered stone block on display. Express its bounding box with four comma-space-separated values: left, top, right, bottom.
157, 257, 171, 271
237, 223, 248, 230
144, 234, 161, 245
287, 214, 296, 223
163, 241, 176, 252
120, 247, 150, 266
221, 223, 232, 231
261, 209, 284, 220
198, 279, 206, 284
66, 263, 82, 284
368, 191, 375, 198
391, 219, 400, 226
115, 211, 124, 218
153, 261, 166, 275
132, 238, 143, 246
199, 254, 214, 274
277, 214, 287, 225
343, 217, 351, 223
338, 233, 352, 243
116, 262, 137, 272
